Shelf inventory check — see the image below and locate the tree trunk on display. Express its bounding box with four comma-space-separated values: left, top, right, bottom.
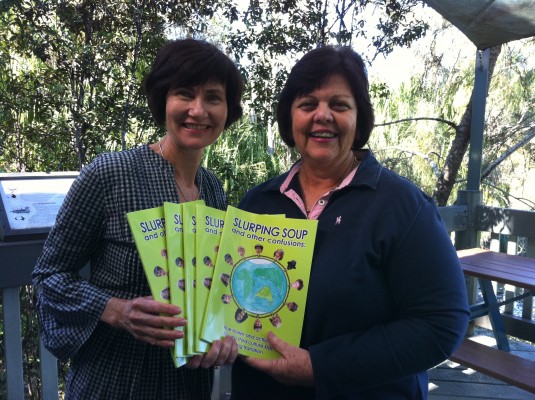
433, 45, 502, 206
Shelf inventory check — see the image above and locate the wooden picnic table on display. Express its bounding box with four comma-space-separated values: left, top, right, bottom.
457, 248, 535, 351
450, 248, 535, 394
457, 248, 535, 291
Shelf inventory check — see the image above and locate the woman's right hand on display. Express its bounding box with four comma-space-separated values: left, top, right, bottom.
101, 296, 185, 347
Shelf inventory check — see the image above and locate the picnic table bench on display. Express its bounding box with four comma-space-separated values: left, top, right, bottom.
449, 248, 535, 394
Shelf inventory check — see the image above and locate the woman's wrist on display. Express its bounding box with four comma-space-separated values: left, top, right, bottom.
101, 297, 126, 328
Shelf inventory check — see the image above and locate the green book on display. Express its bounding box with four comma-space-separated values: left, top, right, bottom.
182, 200, 205, 355
201, 206, 318, 359
127, 206, 184, 368
126, 206, 170, 303
194, 204, 226, 353
163, 202, 188, 366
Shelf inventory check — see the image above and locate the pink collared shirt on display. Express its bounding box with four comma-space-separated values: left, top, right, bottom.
280, 159, 359, 220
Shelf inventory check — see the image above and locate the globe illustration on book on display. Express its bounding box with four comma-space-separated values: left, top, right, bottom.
231, 257, 289, 316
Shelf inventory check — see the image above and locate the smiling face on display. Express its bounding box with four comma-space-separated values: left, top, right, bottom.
290, 74, 357, 166
165, 82, 227, 152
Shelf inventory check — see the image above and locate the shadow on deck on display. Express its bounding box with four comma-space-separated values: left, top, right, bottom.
428, 328, 535, 400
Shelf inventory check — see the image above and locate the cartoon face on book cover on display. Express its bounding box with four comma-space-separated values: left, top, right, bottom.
201, 206, 318, 359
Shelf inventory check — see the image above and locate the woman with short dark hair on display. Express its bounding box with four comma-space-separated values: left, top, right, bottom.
144, 39, 243, 129
33, 38, 243, 399
276, 46, 374, 151
232, 45, 469, 399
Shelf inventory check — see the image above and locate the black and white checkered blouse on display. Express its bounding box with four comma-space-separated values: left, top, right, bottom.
33, 144, 226, 399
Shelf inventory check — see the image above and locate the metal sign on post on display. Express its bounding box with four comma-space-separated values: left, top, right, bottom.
1, 172, 77, 400
0, 171, 79, 287
0, 172, 78, 241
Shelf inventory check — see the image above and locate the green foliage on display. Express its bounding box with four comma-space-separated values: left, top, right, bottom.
370, 33, 535, 208
0, 0, 234, 171
204, 117, 295, 207
1, 0, 429, 173
480, 42, 535, 209
372, 0, 429, 54
223, 0, 429, 127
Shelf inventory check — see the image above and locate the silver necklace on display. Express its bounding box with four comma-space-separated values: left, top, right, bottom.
158, 140, 202, 202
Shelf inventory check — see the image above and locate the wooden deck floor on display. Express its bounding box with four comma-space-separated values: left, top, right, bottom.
428, 329, 535, 400
213, 328, 535, 400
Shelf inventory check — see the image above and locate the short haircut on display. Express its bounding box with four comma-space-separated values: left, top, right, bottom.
144, 38, 243, 129
276, 46, 374, 149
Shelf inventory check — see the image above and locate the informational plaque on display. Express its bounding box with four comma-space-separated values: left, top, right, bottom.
0, 172, 78, 241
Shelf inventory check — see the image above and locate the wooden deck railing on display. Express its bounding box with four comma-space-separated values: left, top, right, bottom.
1, 204, 534, 399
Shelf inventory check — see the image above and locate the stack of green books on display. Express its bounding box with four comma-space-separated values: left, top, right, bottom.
127, 204, 318, 366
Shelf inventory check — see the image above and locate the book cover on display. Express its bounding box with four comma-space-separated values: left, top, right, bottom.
127, 206, 185, 368
201, 206, 318, 359
126, 206, 170, 304
194, 204, 226, 353
163, 202, 188, 366
182, 200, 205, 355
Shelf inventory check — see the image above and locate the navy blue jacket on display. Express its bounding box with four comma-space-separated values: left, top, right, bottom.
232, 150, 469, 400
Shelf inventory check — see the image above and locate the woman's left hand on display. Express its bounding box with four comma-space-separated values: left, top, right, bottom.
186, 335, 238, 369
242, 332, 314, 386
